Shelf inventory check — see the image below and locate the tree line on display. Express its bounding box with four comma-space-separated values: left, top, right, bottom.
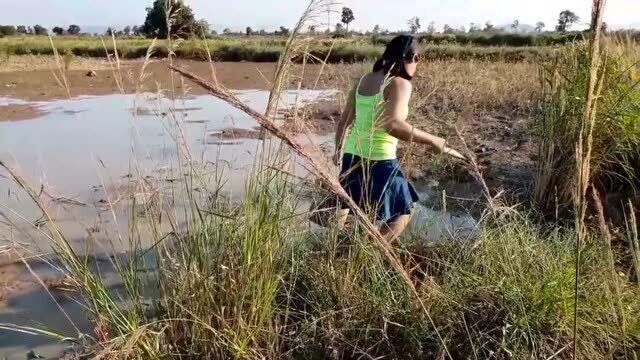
0, 24, 50, 36
389, 10, 581, 36
0, 4, 614, 40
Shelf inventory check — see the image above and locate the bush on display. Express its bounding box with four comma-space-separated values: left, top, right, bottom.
0, 25, 17, 37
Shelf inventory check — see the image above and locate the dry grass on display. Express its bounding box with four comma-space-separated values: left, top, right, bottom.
317, 60, 539, 115
416, 60, 540, 114
0, 54, 133, 72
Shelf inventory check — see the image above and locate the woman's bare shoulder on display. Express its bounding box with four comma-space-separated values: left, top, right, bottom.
384, 77, 412, 98
388, 77, 412, 90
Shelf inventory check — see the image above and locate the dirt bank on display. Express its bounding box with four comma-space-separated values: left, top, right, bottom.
0, 104, 44, 121
0, 58, 333, 102
0, 57, 345, 121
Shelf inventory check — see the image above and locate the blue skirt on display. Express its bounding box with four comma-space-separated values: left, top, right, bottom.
339, 153, 420, 223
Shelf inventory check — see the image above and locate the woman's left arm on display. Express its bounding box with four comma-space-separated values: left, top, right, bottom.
333, 83, 357, 165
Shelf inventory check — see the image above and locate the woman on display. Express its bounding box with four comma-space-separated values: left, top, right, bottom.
334, 35, 466, 243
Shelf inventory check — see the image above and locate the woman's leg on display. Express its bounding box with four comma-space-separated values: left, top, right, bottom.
379, 214, 412, 244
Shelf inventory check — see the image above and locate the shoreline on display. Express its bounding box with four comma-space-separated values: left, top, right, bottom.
0, 58, 344, 121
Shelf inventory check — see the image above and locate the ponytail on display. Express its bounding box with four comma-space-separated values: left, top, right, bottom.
372, 58, 399, 75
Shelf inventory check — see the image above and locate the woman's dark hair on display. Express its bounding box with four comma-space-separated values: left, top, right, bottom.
373, 35, 418, 80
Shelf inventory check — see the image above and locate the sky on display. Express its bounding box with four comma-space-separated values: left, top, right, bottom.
1, 0, 639, 32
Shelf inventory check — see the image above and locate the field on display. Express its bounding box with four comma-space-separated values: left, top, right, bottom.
1, 3, 640, 360
0, 35, 555, 63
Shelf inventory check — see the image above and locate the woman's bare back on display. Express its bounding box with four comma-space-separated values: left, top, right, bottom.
357, 71, 388, 97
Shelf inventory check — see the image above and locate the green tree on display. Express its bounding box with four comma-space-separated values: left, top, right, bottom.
16, 25, 28, 34
223, 28, 232, 35
106, 27, 114, 36
123, 26, 132, 36
372, 24, 380, 35
52, 26, 65, 36
407, 17, 421, 34
341, 7, 355, 32
142, 0, 198, 38
67, 25, 81, 35
600, 21, 608, 33
278, 26, 290, 37
535, 21, 545, 32
193, 19, 210, 37
427, 21, 436, 34
511, 19, 519, 32
469, 23, 481, 33
483, 21, 495, 32
246, 26, 254, 36
556, 10, 579, 32
132, 25, 141, 35
443, 24, 454, 34
335, 22, 345, 34
0, 26, 17, 36
33, 25, 48, 35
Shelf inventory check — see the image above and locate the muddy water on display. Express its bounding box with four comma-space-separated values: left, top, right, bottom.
0, 90, 334, 359
0, 91, 333, 254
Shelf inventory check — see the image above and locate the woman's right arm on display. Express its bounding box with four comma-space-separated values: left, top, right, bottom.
381, 78, 466, 160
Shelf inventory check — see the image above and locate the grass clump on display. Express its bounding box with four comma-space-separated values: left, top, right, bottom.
434, 218, 640, 358
535, 39, 640, 217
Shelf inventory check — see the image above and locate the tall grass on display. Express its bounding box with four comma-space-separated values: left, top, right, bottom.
534, 39, 640, 217
533, 1, 640, 358
4, 154, 639, 358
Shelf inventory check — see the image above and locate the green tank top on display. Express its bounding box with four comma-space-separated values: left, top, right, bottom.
343, 77, 398, 160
